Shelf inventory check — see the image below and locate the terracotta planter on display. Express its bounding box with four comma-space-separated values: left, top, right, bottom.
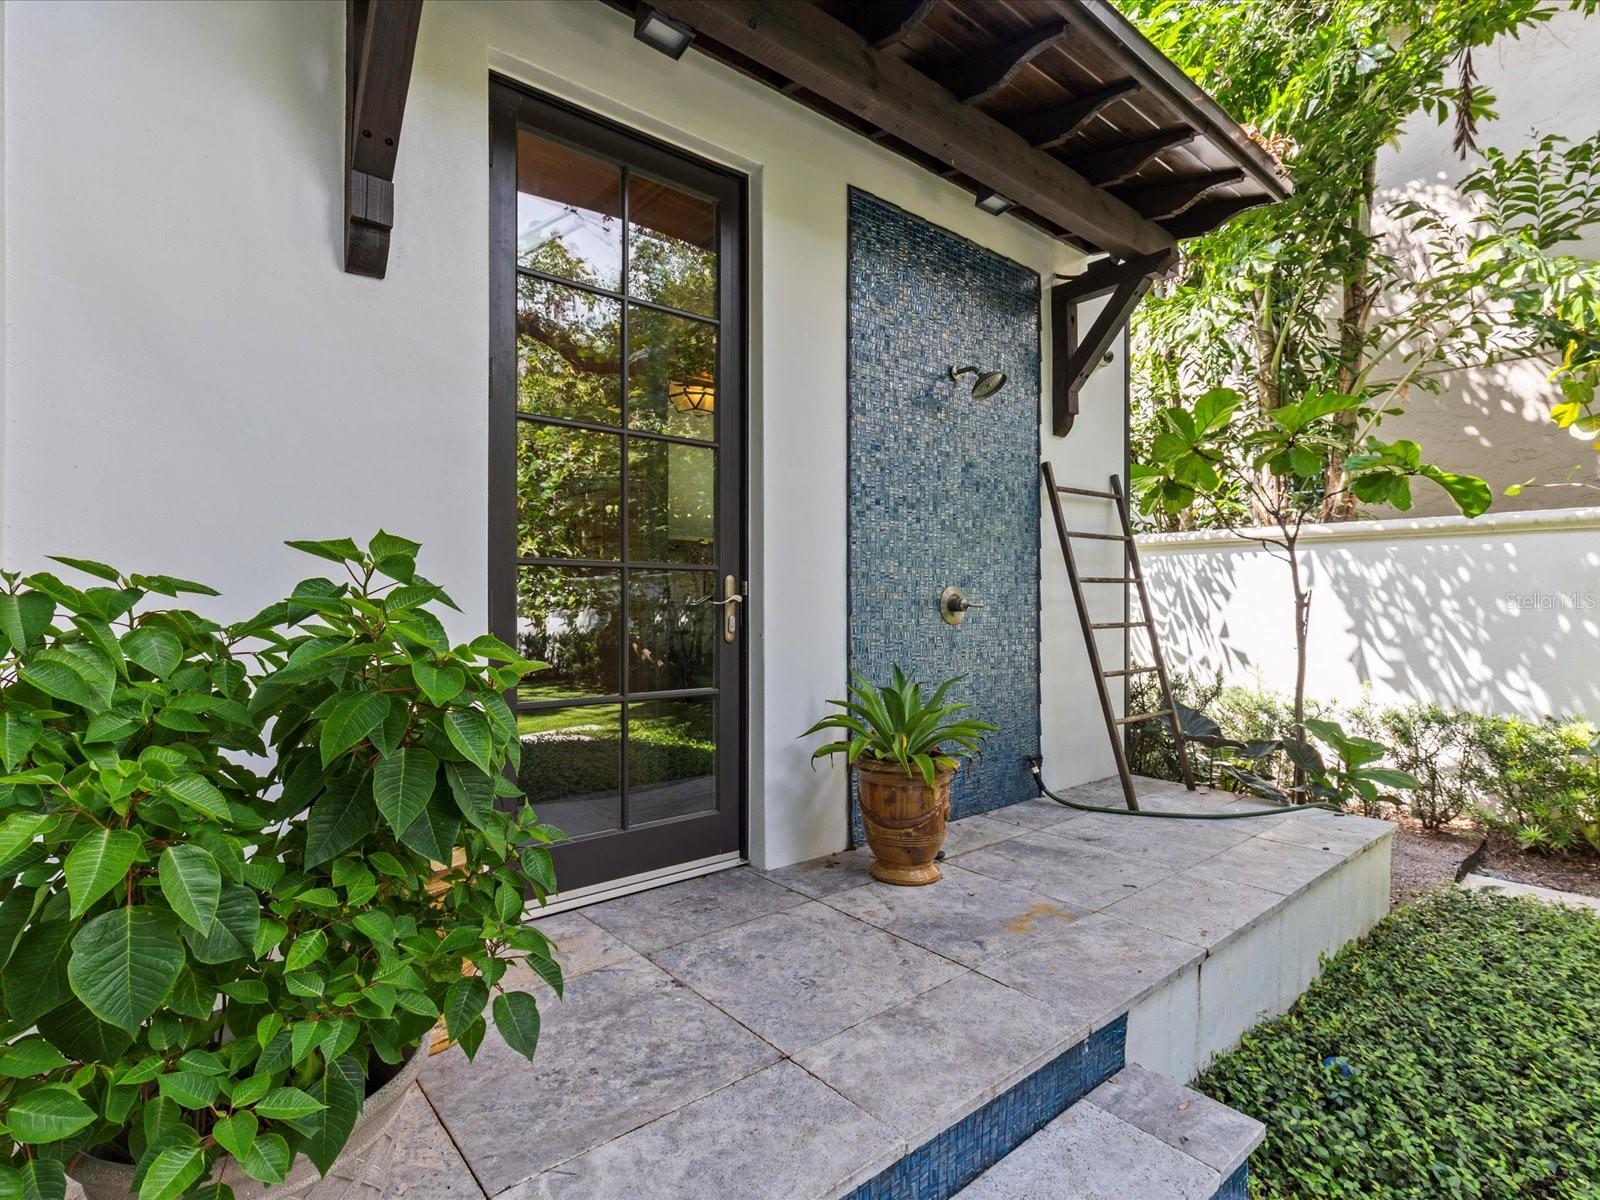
857, 757, 954, 885
68, 1045, 426, 1200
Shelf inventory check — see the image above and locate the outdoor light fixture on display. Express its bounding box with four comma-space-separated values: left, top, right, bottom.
634, 5, 695, 60
974, 188, 1017, 216
949, 365, 1008, 399
668, 373, 716, 414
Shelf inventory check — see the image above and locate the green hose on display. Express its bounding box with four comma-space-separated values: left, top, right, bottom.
1027, 759, 1341, 820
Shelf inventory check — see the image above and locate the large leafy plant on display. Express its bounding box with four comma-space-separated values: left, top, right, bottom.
0, 535, 560, 1200
803, 668, 998, 787
1134, 385, 1488, 748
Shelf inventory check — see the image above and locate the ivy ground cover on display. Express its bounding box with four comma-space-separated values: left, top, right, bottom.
1198, 888, 1600, 1199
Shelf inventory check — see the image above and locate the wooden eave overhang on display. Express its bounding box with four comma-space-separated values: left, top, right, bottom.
607, 0, 1292, 257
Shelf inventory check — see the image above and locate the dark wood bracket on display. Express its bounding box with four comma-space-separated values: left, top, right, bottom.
1008, 79, 1139, 150
1051, 249, 1175, 437
847, 0, 936, 49
933, 21, 1068, 103
345, 0, 423, 279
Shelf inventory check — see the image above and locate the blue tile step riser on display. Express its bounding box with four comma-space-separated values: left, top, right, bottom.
1214, 1163, 1250, 1199
841, 1015, 1127, 1200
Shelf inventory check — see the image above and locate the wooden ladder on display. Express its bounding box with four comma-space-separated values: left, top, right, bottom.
1041, 463, 1196, 811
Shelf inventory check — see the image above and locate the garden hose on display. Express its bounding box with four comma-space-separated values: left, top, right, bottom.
1026, 758, 1342, 820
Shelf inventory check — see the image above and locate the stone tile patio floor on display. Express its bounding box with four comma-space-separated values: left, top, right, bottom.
350, 777, 1387, 1199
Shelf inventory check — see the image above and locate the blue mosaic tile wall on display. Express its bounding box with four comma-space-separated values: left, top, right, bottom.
847, 189, 1041, 839
842, 1015, 1126, 1200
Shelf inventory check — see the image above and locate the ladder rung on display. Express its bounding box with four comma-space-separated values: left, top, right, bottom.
1080, 576, 1135, 584
1116, 709, 1173, 726
1056, 485, 1118, 500
1091, 620, 1147, 630
1065, 530, 1130, 541
1103, 666, 1159, 678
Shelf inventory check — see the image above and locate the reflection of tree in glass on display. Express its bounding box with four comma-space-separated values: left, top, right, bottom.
514, 218, 719, 703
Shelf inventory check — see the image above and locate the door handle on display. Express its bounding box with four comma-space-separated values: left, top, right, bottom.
684, 576, 742, 642
720, 574, 741, 642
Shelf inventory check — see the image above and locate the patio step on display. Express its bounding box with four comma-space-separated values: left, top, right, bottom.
952, 1065, 1263, 1200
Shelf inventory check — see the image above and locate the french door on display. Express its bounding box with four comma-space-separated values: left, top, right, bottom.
489, 80, 746, 894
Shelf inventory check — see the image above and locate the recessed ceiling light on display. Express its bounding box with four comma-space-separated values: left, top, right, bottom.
634, 5, 694, 60
975, 188, 1017, 216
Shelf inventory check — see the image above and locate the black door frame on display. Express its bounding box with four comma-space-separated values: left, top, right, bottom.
488, 76, 749, 892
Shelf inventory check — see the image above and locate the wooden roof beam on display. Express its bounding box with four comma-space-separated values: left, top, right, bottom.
933, 21, 1069, 104
1008, 80, 1139, 150
647, 0, 1175, 258
1066, 128, 1196, 187
345, 0, 423, 279
1115, 168, 1245, 220
847, 0, 936, 50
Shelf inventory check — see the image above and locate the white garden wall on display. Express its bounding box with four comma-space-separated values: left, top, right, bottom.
0, 1, 1125, 870
1139, 507, 1600, 722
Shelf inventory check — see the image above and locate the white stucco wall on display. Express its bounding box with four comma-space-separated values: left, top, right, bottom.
1376, 7, 1600, 513
1139, 508, 1600, 722
0, 0, 1123, 870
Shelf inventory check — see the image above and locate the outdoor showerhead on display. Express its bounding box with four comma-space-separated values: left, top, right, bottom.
948, 365, 1007, 399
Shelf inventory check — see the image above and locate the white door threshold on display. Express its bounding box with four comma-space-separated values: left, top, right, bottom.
524, 851, 746, 917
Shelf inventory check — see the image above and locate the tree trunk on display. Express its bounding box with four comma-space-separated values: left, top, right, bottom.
1286, 533, 1311, 785
1322, 156, 1379, 522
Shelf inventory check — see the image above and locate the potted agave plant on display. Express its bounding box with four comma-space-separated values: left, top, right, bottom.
804, 669, 996, 885
0, 534, 561, 1200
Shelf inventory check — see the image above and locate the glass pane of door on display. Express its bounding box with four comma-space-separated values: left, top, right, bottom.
495, 87, 743, 893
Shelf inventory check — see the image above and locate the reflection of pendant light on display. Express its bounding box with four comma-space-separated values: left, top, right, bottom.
668, 372, 716, 413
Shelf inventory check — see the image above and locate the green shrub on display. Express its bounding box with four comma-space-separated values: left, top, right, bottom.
1199, 888, 1600, 1200
1379, 704, 1478, 829
1142, 674, 1600, 853
1465, 714, 1600, 853
0, 538, 561, 1200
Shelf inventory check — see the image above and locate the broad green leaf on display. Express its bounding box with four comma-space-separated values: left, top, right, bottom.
5, 1084, 96, 1143
35, 996, 134, 1061
285, 929, 328, 972
319, 693, 390, 766
373, 747, 438, 836
18, 659, 101, 710
398, 794, 460, 864
293, 1053, 364, 1175
444, 709, 493, 775
158, 845, 222, 935
493, 990, 541, 1060
0, 712, 43, 772
0, 592, 54, 652
137, 1146, 207, 1200
157, 1069, 220, 1110
2, 919, 75, 1026
65, 828, 142, 918
523, 951, 564, 1000
304, 776, 375, 868
48, 555, 121, 583
253, 1086, 326, 1121
181, 885, 260, 965
68, 906, 185, 1032
1419, 464, 1493, 518
237, 1133, 290, 1186
17, 1158, 66, 1200
444, 975, 489, 1039
0, 814, 51, 872
445, 762, 494, 830
283, 538, 363, 565
0, 1036, 70, 1079
162, 775, 231, 821
412, 661, 466, 706
212, 1111, 258, 1160
121, 627, 183, 678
